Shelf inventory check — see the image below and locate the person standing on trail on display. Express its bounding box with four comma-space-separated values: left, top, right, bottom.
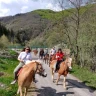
11, 46, 32, 84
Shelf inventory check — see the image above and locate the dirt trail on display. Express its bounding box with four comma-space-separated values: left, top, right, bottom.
27, 52, 96, 96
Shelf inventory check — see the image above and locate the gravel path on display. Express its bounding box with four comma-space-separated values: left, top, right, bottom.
27, 52, 96, 96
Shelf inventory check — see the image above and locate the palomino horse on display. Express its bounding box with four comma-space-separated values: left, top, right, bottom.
50, 57, 72, 89
43, 54, 49, 64
17, 61, 47, 96
33, 49, 38, 55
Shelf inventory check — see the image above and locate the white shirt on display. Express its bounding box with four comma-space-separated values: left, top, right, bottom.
50, 48, 56, 55
18, 52, 32, 63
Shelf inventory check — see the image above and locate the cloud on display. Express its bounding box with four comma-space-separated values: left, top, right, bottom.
21, 6, 28, 13
0, 0, 12, 4
0, 8, 10, 17
0, 0, 62, 17
1, 0, 89, 17
46, 3, 61, 11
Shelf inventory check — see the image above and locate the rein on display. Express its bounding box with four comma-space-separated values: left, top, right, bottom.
35, 62, 38, 73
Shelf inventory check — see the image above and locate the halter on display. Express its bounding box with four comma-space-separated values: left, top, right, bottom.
35, 62, 43, 73
35, 62, 39, 73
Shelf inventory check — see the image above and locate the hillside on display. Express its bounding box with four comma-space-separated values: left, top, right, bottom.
0, 4, 96, 47
0, 11, 51, 42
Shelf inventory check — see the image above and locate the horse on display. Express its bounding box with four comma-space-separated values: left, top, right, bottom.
50, 54, 56, 61
33, 49, 38, 55
49, 54, 56, 67
50, 57, 72, 89
17, 61, 47, 96
43, 54, 49, 64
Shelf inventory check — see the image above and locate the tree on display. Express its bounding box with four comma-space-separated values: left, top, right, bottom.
57, 0, 84, 64
0, 35, 9, 49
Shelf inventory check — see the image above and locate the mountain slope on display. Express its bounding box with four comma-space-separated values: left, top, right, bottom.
0, 11, 51, 39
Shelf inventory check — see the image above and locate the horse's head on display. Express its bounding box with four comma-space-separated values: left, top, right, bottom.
65, 57, 72, 70
35, 62, 47, 77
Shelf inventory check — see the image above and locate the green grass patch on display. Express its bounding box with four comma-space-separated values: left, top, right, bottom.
9, 50, 18, 56
71, 64, 96, 89
0, 57, 18, 96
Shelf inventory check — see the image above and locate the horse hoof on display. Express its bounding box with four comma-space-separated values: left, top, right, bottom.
53, 80, 55, 83
64, 87, 67, 90
56, 82, 58, 85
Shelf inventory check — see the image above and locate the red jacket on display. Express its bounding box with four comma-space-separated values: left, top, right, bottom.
56, 52, 64, 61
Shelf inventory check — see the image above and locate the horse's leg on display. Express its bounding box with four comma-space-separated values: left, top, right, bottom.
45, 59, 46, 64
63, 76, 66, 90
19, 86, 23, 96
47, 58, 49, 65
56, 74, 60, 85
43, 58, 44, 63
24, 87, 28, 96
46, 58, 48, 64
51, 68, 54, 82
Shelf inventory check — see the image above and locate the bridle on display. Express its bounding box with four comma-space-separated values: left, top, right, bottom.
35, 62, 44, 75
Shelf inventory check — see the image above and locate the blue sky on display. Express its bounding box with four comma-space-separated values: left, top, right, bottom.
0, 0, 92, 17
0, 0, 62, 17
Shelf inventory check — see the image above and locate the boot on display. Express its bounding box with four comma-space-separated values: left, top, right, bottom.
10, 72, 18, 84
10, 79, 17, 84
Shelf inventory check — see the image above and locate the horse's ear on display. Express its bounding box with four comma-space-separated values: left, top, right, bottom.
35, 61, 38, 64
35, 61, 40, 65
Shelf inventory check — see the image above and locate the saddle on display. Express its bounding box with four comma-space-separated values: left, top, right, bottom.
55, 60, 63, 72
17, 68, 23, 76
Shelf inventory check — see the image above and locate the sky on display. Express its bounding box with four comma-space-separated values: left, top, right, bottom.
0, 0, 90, 17
0, 0, 61, 17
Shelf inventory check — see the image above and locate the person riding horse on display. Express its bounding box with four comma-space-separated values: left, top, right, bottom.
11, 46, 32, 84
55, 48, 64, 72
50, 47, 56, 61
44, 48, 48, 56
39, 49, 44, 59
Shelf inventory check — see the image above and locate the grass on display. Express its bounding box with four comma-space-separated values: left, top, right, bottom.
0, 57, 96, 96
0, 57, 18, 96
71, 64, 96, 89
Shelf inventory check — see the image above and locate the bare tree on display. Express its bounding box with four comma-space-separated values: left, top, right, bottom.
57, 0, 83, 63
57, 0, 96, 65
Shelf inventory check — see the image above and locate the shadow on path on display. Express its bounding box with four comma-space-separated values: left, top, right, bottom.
35, 86, 74, 96
67, 78, 96, 93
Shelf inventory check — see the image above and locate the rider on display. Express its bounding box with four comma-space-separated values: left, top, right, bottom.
44, 48, 48, 56
55, 48, 64, 72
50, 47, 56, 56
10, 46, 32, 84
39, 48, 44, 59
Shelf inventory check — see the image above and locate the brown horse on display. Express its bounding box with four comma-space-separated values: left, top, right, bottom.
17, 61, 47, 96
50, 54, 56, 61
50, 57, 72, 89
43, 54, 49, 64
33, 49, 38, 55
49, 54, 56, 67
